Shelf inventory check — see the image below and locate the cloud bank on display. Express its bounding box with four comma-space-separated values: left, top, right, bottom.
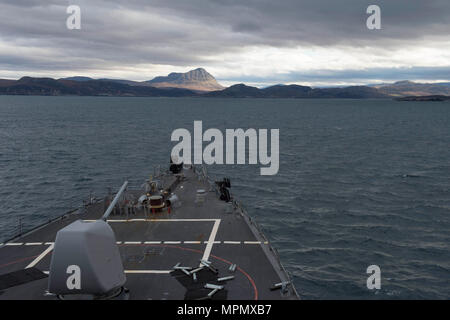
0, 0, 449, 85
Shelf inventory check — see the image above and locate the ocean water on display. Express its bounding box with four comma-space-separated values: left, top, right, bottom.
0, 96, 449, 299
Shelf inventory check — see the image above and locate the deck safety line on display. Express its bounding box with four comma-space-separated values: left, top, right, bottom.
1, 240, 269, 246
0, 255, 40, 269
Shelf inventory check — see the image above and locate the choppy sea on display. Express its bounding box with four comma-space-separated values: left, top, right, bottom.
0, 96, 449, 299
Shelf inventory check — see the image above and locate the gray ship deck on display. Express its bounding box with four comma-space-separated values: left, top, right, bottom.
0, 167, 298, 300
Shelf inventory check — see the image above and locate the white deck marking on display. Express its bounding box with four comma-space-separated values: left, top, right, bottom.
223, 241, 241, 244
124, 270, 172, 274
43, 270, 172, 275
26, 244, 54, 269
244, 241, 262, 244
1, 240, 268, 246
1, 238, 268, 247
148, 219, 219, 222
200, 219, 221, 266
83, 219, 127, 222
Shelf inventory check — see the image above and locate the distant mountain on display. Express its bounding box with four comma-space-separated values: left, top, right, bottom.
62, 77, 150, 87
97, 78, 151, 86
147, 68, 224, 92
61, 76, 94, 82
60, 68, 225, 92
262, 84, 312, 98
310, 86, 388, 98
0, 77, 389, 98
2, 73, 449, 99
0, 77, 197, 97
376, 80, 450, 97
205, 83, 388, 99
205, 84, 264, 98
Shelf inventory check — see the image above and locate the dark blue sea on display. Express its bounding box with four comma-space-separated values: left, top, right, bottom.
0, 96, 449, 299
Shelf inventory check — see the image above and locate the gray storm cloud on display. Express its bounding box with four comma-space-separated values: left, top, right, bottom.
0, 0, 449, 83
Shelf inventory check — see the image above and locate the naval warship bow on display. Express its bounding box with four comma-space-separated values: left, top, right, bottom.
0, 163, 298, 300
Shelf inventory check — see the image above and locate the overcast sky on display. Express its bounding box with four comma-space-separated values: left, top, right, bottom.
0, 0, 449, 86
